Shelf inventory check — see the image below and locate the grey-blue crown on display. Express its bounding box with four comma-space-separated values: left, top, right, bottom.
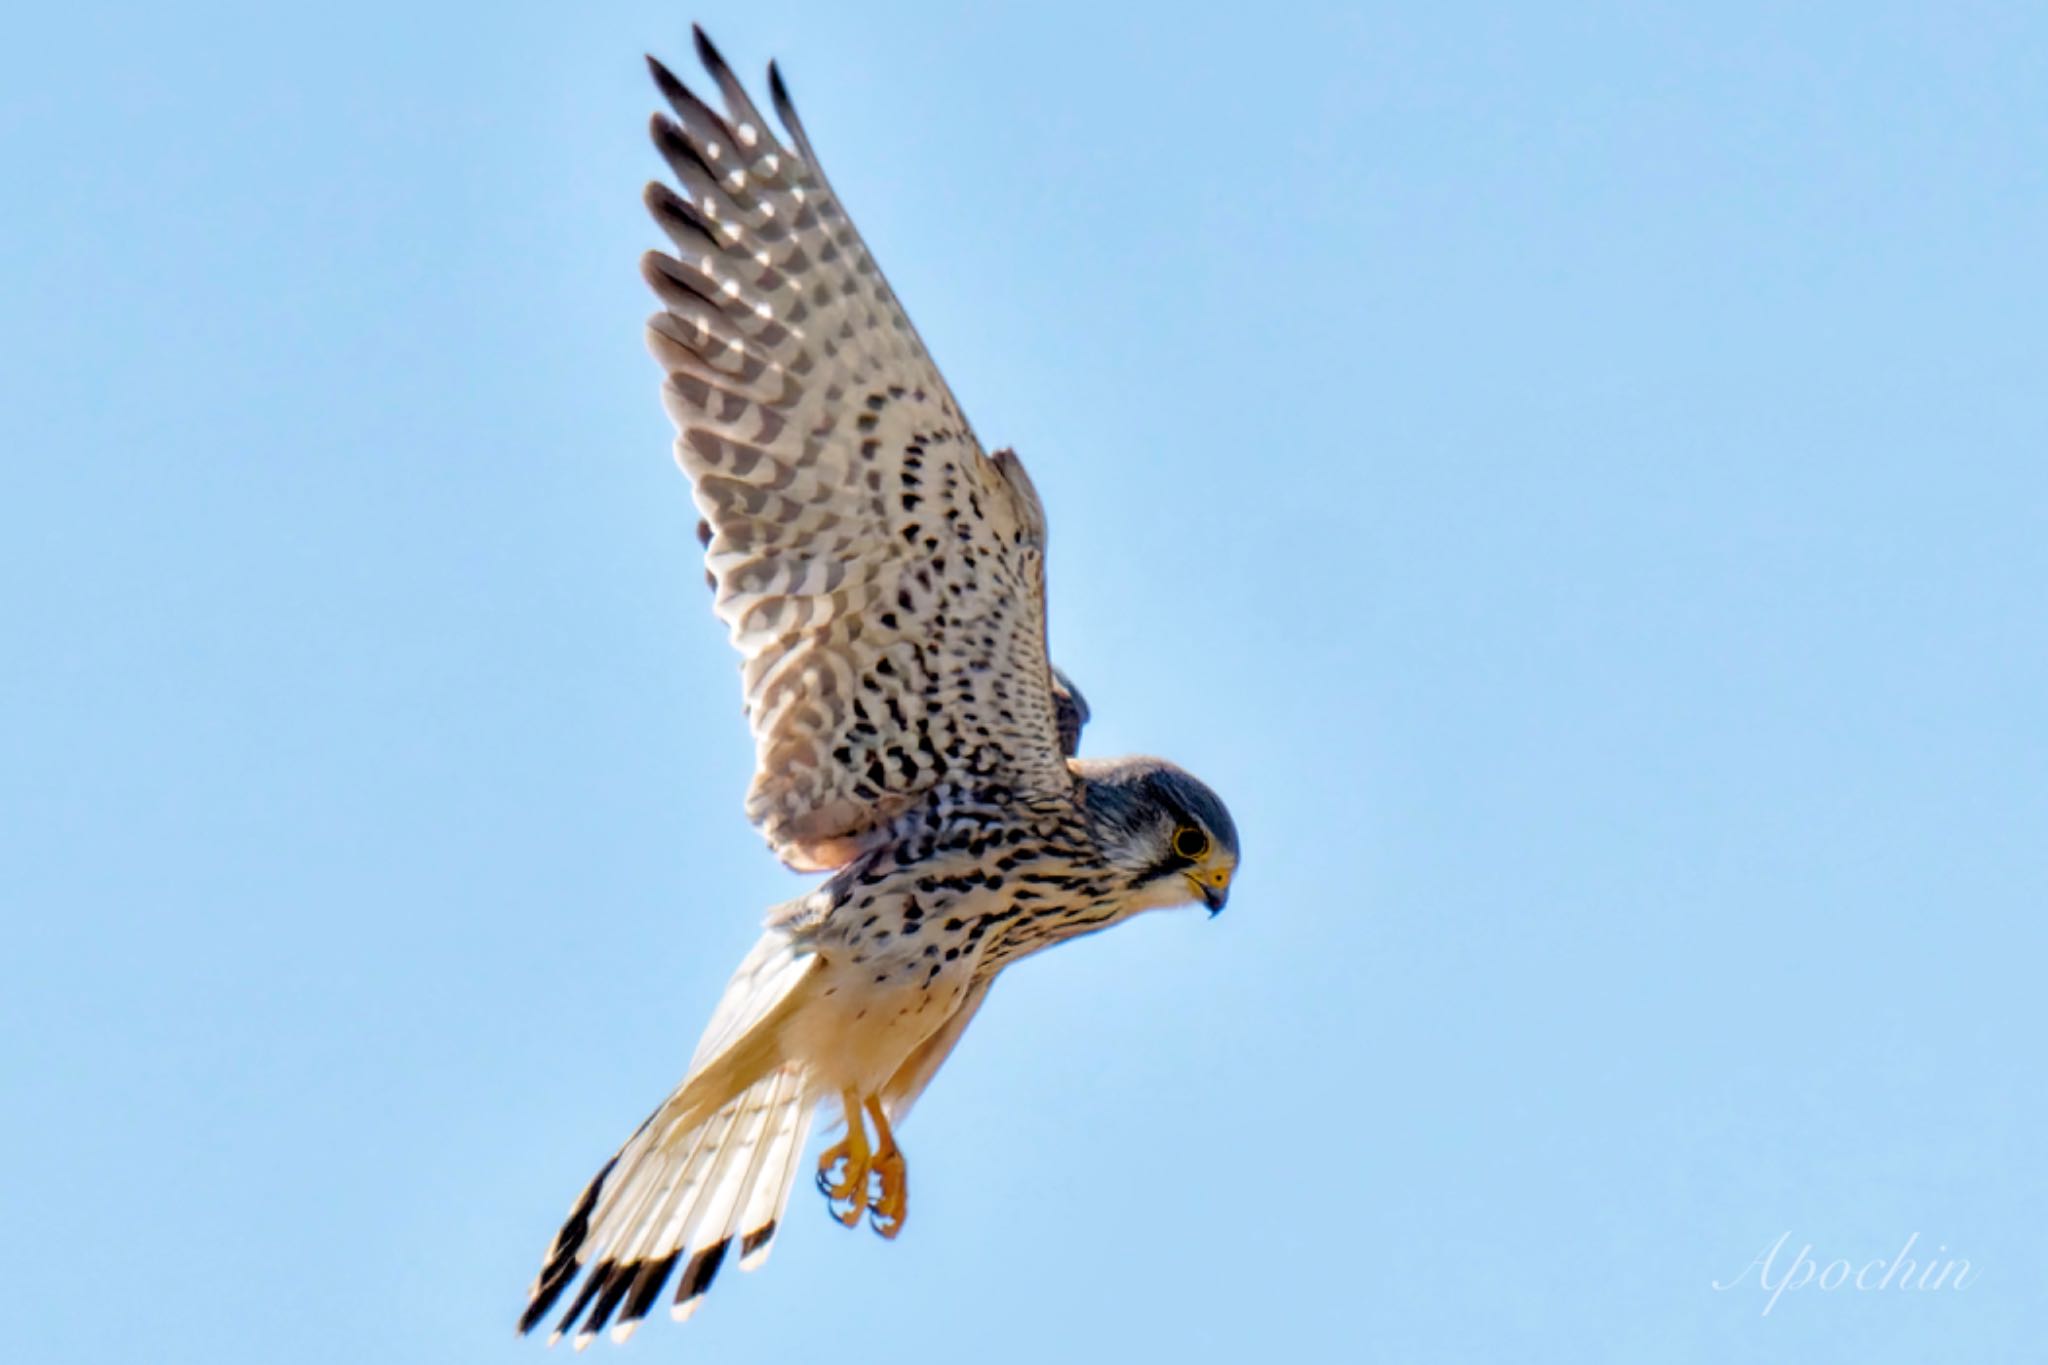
1078, 756, 1239, 861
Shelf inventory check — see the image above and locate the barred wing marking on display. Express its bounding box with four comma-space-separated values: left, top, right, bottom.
645, 30, 1070, 871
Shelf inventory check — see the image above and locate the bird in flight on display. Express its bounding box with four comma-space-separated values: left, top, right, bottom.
520, 26, 1240, 1348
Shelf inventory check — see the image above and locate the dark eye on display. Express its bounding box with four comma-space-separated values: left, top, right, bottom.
1171, 825, 1209, 861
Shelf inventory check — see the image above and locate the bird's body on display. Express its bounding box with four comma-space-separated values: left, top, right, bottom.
771, 789, 1102, 1096
520, 26, 1240, 1348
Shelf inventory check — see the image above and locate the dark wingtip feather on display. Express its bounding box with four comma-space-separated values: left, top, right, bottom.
641, 248, 728, 316
646, 53, 710, 132
644, 179, 721, 254
688, 24, 781, 152
647, 56, 736, 149
691, 24, 730, 81
645, 53, 682, 101
767, 60, 802, 141
648, 112, 717, 184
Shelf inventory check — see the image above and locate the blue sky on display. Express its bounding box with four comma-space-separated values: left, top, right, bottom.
4, 2, 2044, 1361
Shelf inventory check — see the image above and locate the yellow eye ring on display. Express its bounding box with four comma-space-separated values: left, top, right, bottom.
1171, 826, 1209, 861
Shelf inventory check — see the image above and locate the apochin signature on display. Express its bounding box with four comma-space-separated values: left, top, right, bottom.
1714, 1232, 1976, 1315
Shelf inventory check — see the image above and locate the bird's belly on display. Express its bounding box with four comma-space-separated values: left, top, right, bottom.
783, 949, 975, 1097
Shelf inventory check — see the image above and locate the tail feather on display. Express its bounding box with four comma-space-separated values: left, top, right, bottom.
735, 1067, 809, 1270
607, 1097, 734, 1314
588, 1100, 746, 1345
671, 1065, 808, 1323
667, 1067, 807, 1326
547, 1119, 698, 1344
594, 1100, 745, 1345
520, 930, 820, 1344
521, 1066, 815, 1346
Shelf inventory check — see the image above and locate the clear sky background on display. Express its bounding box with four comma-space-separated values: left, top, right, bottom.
4, 2, 2044, 1362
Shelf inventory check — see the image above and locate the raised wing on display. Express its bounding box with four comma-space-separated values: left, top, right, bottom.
642, 31, 1071, 870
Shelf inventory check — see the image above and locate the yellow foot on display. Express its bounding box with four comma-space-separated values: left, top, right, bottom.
815, 1089, 871, 1227
868, 1143, 906, 1239
815, 1092, 912, 1236
815, 1139, 870, 1227
864, 1096, 907, 1240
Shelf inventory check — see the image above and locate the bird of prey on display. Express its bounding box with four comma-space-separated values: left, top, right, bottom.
520, 27, 1240, 1348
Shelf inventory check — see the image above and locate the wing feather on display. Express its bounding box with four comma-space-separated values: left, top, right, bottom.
642, 35, 1071, 871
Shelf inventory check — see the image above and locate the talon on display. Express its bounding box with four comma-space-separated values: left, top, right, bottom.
864, 1096, 907, 1240
868, 1146, 906, 1240
814, 1090, 872, 1229
814, 1139, 868, 1226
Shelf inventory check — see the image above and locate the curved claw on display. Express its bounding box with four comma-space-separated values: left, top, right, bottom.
815, 1165, 861, 1224
814, 1091, 911, 1236
815, 1149, 867, 1225
867, 1143, 906, 1240
814, 1100, 873, 1230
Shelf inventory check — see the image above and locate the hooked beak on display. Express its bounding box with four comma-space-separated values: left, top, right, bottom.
1199, 880, 1229, 916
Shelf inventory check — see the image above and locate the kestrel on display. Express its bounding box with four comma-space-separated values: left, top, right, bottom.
520, 27, 1240, 1347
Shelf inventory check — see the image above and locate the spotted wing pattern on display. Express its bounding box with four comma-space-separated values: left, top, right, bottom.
644, 31, 1071, 870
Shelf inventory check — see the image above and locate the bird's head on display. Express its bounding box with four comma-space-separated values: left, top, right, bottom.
1074, 756, 1240, 916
